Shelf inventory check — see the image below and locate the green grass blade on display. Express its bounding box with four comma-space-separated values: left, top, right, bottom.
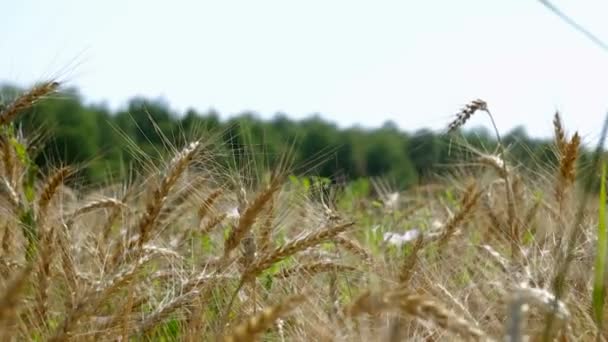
592, 162, 607, 326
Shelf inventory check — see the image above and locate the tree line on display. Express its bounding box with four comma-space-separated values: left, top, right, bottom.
1, 84, 562, 186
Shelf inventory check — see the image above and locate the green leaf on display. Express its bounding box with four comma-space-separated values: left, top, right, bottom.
9, 137, 29, 165
592, 162, 607, 326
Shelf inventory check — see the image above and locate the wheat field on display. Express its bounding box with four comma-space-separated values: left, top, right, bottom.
0, 82, 606, 341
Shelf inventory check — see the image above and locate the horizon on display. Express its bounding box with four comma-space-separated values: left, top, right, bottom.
2, 1, 608, 142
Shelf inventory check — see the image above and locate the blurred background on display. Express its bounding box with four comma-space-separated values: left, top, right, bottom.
1, 1, 607, 184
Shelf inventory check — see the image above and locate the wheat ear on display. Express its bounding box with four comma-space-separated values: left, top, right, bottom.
37, 166, 72, 223
447, 99, 488, 133
224, 176, 283, 257
222, 294, 306, 342
276, 261, 357, 278
348, 289, 492, 341
399, 233, 424, 284
334, 235, 371, 262
135, 141, 200, 249
244, 221, 355, 282
0, 81, 59, 126
553, 112, 567, 155
437, 183, 481, 247
0, 264, 32, 324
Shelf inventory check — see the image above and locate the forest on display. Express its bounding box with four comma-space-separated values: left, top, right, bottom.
1, 83, 561, 186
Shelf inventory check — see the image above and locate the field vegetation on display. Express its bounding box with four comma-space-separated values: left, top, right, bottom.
0, 81, 607, 341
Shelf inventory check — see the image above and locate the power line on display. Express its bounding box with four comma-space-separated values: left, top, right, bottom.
537, 0, 608, 53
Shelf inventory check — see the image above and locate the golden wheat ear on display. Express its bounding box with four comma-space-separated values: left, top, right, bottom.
222, 294, 306, 342
37, 166, 74, 222
0, 264, 32, 323
243, 221, 355, 282
224, 175, 283, 257
0, 81, 60, 126
553, 111, 567, 155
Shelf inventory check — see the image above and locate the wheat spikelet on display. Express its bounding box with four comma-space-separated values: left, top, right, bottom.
37, 166, 72, 222
346, 289, 392, 317
399, 233, 424, 284
520, 196, 542, 236
222, 294, 306, 342
120, 283, 135, 341
1, 177, 19, 211
66, 197, 126, 226
138, 141, 200, 244
334, 235, 371, 262
554, 131, 580, 214
157, 176, 208, 222
243, 221, 355, 282
476, 244, 510, 273
506, 285, 570, 341
51, 253, 159, 341
478, 154, 508, 178
517, 285, 569, 320
130, 141, 200, 251
101, 190, 131, 244
553, 112, 567, 155
224, 176, 282, 257
561, 133, 580, 184
0, 136, 15, 184
34, 219, 60, 329
397, 292, 490, 341
0, 264, 32, 324
276, 261, 357, 279
201, 212, 227, 236
198, 187, 223, 220
348, 289, 491, 341
0, 81, 59, 126
56, 224, 78, 310
447, 99, 488, 133
136, 290, 201, 336
0, 224, 11, 259
437, 184, 481, 247
256, 196, 275, 254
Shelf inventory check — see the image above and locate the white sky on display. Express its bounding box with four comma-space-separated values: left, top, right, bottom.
2, 1, 608, 141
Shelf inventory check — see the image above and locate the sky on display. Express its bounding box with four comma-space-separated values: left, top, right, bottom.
2, 1, 608, 142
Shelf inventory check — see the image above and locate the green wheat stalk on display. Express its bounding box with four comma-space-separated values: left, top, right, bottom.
592, 162, 607, 328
